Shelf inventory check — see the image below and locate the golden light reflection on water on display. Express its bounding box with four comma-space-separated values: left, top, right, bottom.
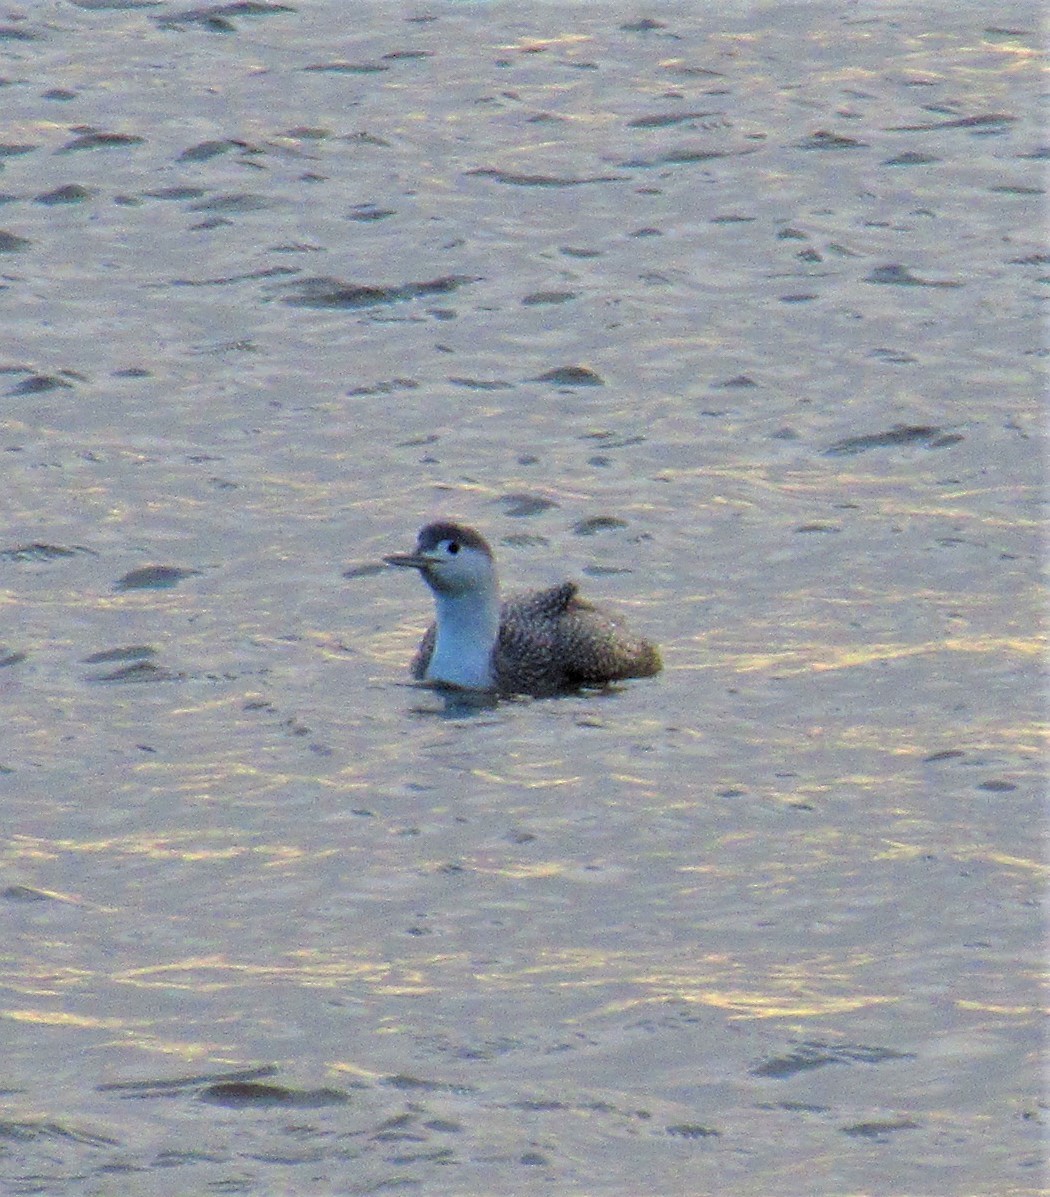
471, 767, 580, 789
666, 990, 893, 1019
4, 1009, 135, 1030
8, 832, 337, 866
875, 840, 1046, 875
106, 953, 451, 996
715, 633, 1044, 677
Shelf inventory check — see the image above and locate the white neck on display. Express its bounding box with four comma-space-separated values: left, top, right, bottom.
426, 588, 501, 690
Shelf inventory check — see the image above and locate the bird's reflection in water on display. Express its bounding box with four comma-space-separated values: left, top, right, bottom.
404, 681, 504, 721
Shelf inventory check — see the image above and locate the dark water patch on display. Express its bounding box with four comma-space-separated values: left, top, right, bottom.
753, 1041, 915, 1079
621, 17, 666, 31
496, 493, 558, 517
522, 290, 576, 306
42, 87, 78, 98
0, 25, 41, 41
168, 265, 297, 287
448, 376, 513, 390
9, 372, 75, 393
100, 1066, 278, 1098
581, 429, 645, 448
779, 292, 818, 304
661, 62, 726, 80
923, 749, 966, 763
115, 565, 201, 591
583, 564, 632, 576
869, 346, 918, 364
841, 1118, 920, 1140
466, 168, 624, 187
1008, 252, 1050, 265
620, 148, 732, 168
178, 139, 256, 162
977, 778, 1018, 792
989, 182, 1044, 196
559, 246, 602, 258
348, 377, 419, 397
157, 2, 295, 32
887, 112, 1016, 132
824, 424, 962, 456
66, 0, 161, 7
34, 184, 95, 204
90, 661, 186, 683
200, 1081, 350, 1108
343, 130, 393, 149
59, 130, 146, 153
281, 274, 477, 309
381, 1075, 477, 1095
0, 143, 38, 158
0, 1118, 118, 1147
797, 131, 867, 150
882, 151, 940, 166
573, 516, 628, 535
627, 111, 722, 129
383, 49, 434, 61
533, 365, 604, 387
347, 204, 396, 221
519, 1150, 550, 1165
0, 230, 31, 252
631, 226, 662, 237
187, 192, 275, 213
281, 126, 330, 140
371, 1113, 428, 1145
427, 1034, 524, 1062
795, 523, 840, 533
759, 1099, 830, 1113
714, 374, 757, 388
0, 543, 94, 563
711, 214, 755, 224
82, 645, 157, 665
0, 650, 26, 667
666, 1123, 720, 1139
2, 885, 52, 902
304, 61, 389, 74
423, 1118, 462, 1133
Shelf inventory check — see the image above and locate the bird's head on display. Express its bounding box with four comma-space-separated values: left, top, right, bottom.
384, 521, 496, 597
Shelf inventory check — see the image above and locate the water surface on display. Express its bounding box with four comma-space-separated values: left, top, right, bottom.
1, 1, 1044, 1193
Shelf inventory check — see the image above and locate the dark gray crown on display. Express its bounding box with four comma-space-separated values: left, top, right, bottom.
416, 521, 493, 557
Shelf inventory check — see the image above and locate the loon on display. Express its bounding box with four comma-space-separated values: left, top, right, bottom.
383, 521, 661, 696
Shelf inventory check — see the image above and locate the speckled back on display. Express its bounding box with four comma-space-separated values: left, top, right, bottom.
411, 582, 661, 696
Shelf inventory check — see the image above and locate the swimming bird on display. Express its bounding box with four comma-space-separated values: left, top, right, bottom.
383, 521, 661, 696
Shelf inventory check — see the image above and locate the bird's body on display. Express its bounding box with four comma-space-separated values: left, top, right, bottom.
384, 521, 661, 697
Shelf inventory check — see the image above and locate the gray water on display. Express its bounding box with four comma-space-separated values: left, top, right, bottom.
1, 1, 1045, 1194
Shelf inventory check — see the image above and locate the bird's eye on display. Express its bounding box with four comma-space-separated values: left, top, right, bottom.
447, 541, 460, 555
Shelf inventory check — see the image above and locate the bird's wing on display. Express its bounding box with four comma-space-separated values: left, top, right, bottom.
410, 623, 436, 680
497, 583, 661, 692
493, 585, 573, 695
554, 595, 662, 684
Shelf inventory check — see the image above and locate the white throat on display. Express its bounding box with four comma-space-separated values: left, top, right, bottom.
426, 587, 500, 690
